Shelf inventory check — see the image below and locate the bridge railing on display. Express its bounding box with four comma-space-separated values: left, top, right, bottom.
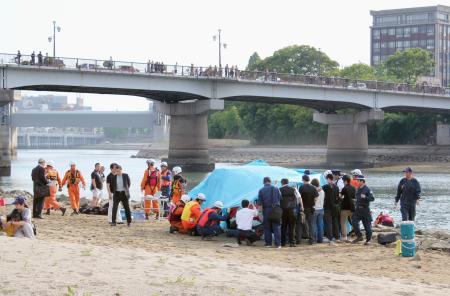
1, 53, 449, 96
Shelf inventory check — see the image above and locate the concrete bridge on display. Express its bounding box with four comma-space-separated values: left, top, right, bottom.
2, 53, 450, 175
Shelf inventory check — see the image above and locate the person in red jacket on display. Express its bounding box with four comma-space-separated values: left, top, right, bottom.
196, 201, 228, 240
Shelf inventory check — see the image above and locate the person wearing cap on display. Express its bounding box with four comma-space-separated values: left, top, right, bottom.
31, 158, 48, 219
169, 194, 190, 233
395, 167, 421, 221
299, 174, 319, 245
351, 175, 375, 245
180, 193, 206, 235
322, 173, 340, 242
171, 166, 186, 205
7, 197, 35, 238
257, 177, 282, 249
140, 159, 161, 220
196, 201, 228, 240
61, 162, 86, 216
43, 160, 66, 216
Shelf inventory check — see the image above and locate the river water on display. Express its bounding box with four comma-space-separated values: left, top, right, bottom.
1, 149, 449, 231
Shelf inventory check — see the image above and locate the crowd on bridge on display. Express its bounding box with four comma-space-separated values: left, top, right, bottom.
1, 157, 421, 249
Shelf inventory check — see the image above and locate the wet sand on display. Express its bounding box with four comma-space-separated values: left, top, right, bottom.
2, 214, 450, 295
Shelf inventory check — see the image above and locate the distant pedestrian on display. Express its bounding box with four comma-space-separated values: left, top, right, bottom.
257, 177, 282, 249
45, 53, 49, 66
225, 64, 229, 77
395, 167, 421, 221
110, 165, 132, 227
311, 178, 325, 243
16, 50, 21, 65
90, 163, 103, 208
31, 158, 48, 219
322, 173, 340, 242
37, 51, 43, 66
108, 56, 113, 70
106, 163, 122, 224
299, 174, 319, 245
30, 51, 35, 65
174, 62, 178, 74
280, 178, 301, 247
339, 175, 355, 242
352, 175, 375, 245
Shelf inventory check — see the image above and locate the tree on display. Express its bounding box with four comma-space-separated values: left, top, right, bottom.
208, 105, 244, 139
384, 48, 435, 84
247, 52, 261, 70
247, 45, 339, 75
339, 63, 378, 80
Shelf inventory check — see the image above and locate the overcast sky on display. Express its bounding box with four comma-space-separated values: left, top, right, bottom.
2, 0, 443, 110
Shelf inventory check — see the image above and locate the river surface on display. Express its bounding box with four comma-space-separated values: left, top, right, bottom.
1, 149, 449, 231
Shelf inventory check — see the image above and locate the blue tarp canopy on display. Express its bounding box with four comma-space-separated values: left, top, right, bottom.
189, 160, 325, 209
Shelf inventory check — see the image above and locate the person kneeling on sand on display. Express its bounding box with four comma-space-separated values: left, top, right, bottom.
180, 193, 206, 235
3, 197, 35, 238
196, 201, 228, 240
169, 194, 190, 233
236, 199, 259, 246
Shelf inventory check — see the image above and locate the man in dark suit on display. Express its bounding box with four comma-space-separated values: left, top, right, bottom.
109, 165, 132, 226
31, 158, 48, 219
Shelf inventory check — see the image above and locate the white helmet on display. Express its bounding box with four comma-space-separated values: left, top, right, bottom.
146, 159, 156, 165
47, 160, 55, 167
213, 201, 224, 209
160, 161, 168, 167
172, 166, 182, 175
69, 161, 76, 166
351, 169, 362, 176
323, 170, 332, 177
196, 193, 206, 201
181, 194, 191, 203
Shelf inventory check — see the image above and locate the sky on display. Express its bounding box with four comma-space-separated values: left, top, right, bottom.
1, 0, 444, 110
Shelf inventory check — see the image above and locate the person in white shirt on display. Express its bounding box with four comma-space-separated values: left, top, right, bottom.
311, 178, 325, 243
235, 199, 259, 246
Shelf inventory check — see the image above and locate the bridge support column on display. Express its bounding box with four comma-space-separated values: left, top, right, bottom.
155, 99, 224, 172
313, 109, 384, 167
0, 90, 14, 176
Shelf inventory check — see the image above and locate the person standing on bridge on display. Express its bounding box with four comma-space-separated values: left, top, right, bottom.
30, 51, 35, 65
16, 50, 21, 65
43, 160, 66, 216
61, 162, 86, 216
395, 167, 421, 221
141, 159, 161, 220
37, 51, 43, 66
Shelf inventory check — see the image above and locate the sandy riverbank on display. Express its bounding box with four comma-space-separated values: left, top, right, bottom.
1, 214, 450, 295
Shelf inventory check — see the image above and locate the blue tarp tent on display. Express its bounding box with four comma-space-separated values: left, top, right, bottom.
188, 160, 325, 209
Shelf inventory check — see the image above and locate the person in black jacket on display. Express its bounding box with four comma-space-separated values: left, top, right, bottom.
280, 178, 302, 247
300, 175, 319, 245
395, 167, 421, 221
110, 165, 132, 226
322, 173, 340, 242
31, 158, 48, 219
339, 175, 355, 242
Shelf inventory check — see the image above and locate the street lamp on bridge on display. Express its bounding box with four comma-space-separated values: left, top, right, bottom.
212, 29, 227, 69
48, 21, 61, 59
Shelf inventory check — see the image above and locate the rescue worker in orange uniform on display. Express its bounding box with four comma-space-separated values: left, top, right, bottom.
180, 193, 206, 235
350, 169, 362, 188
160, 162, 172, 217
171, 166, 186, 205
140, 159, 161, 219
61, 161, 86, 216
43, 160, 66, 216
196, 201, 228, 240
169, 194, 191, 233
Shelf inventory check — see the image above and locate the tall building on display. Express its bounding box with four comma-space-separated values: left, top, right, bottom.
370, 5, 450, 86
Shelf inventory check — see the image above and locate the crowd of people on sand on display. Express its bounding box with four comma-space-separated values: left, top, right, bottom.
0, 157, 421, 249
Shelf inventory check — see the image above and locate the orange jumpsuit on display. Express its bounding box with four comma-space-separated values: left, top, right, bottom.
169, 201, 185, 230
171, 175, 185, 204
351, 179, 360, 188
61, 169, 86, 211
180, 200, 202, 234
140, 168, 161, 214
44, 166, 62, 211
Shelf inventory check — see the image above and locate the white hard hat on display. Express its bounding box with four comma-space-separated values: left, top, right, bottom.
323, 170, 332, 176
196, 193, 206, 201
181, 194, 190, 203
47, 160, 55, 167
351, 169, 362, 176
213, 201, 224, 209
161, 161, 168, 167
146, 159, 156, 165
69, 161, 76, 166
172, 166, 182, 175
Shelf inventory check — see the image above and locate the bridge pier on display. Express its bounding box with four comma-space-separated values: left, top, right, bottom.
155, 99, 224, 172
313, 109, 384, 167
0, 90, 14, 176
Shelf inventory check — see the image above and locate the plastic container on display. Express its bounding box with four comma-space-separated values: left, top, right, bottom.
400, 221, 415, 240
401, 239, 416, 257
132, 211, 146, 222
120, 209, 126, 221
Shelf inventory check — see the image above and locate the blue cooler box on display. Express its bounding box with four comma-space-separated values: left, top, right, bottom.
401, 239, 416, 257
400, 221, 415, 240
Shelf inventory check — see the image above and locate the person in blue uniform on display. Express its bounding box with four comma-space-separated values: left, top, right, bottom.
351, 175, 374, 245
395, 167, 421, 221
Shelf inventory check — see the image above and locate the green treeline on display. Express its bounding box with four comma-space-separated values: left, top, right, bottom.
208, 45, 449, 145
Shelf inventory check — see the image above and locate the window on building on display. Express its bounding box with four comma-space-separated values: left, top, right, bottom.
381, 28, 388, 36
419, 39, 427, 48
406, 13, 431, 24
404, 40, 411, 48
411, 26, 419, 34
396, 40, 403, 49
419, 25, 427, 34
404, 27, 411, 37
381, 55, 388, 62
438, 13, 449, 21
373, 55, 380, 65
381, 42, 387, 48
388, 41, 395, 48
411, 40, 419, 47
388, 28, 395, 36
376, 15, 398, 25
396, 27, 403, 38
373, 42, 380, 53
427, 25, 435, 36
373, 29, 380, 39
427, 39, 435, 49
